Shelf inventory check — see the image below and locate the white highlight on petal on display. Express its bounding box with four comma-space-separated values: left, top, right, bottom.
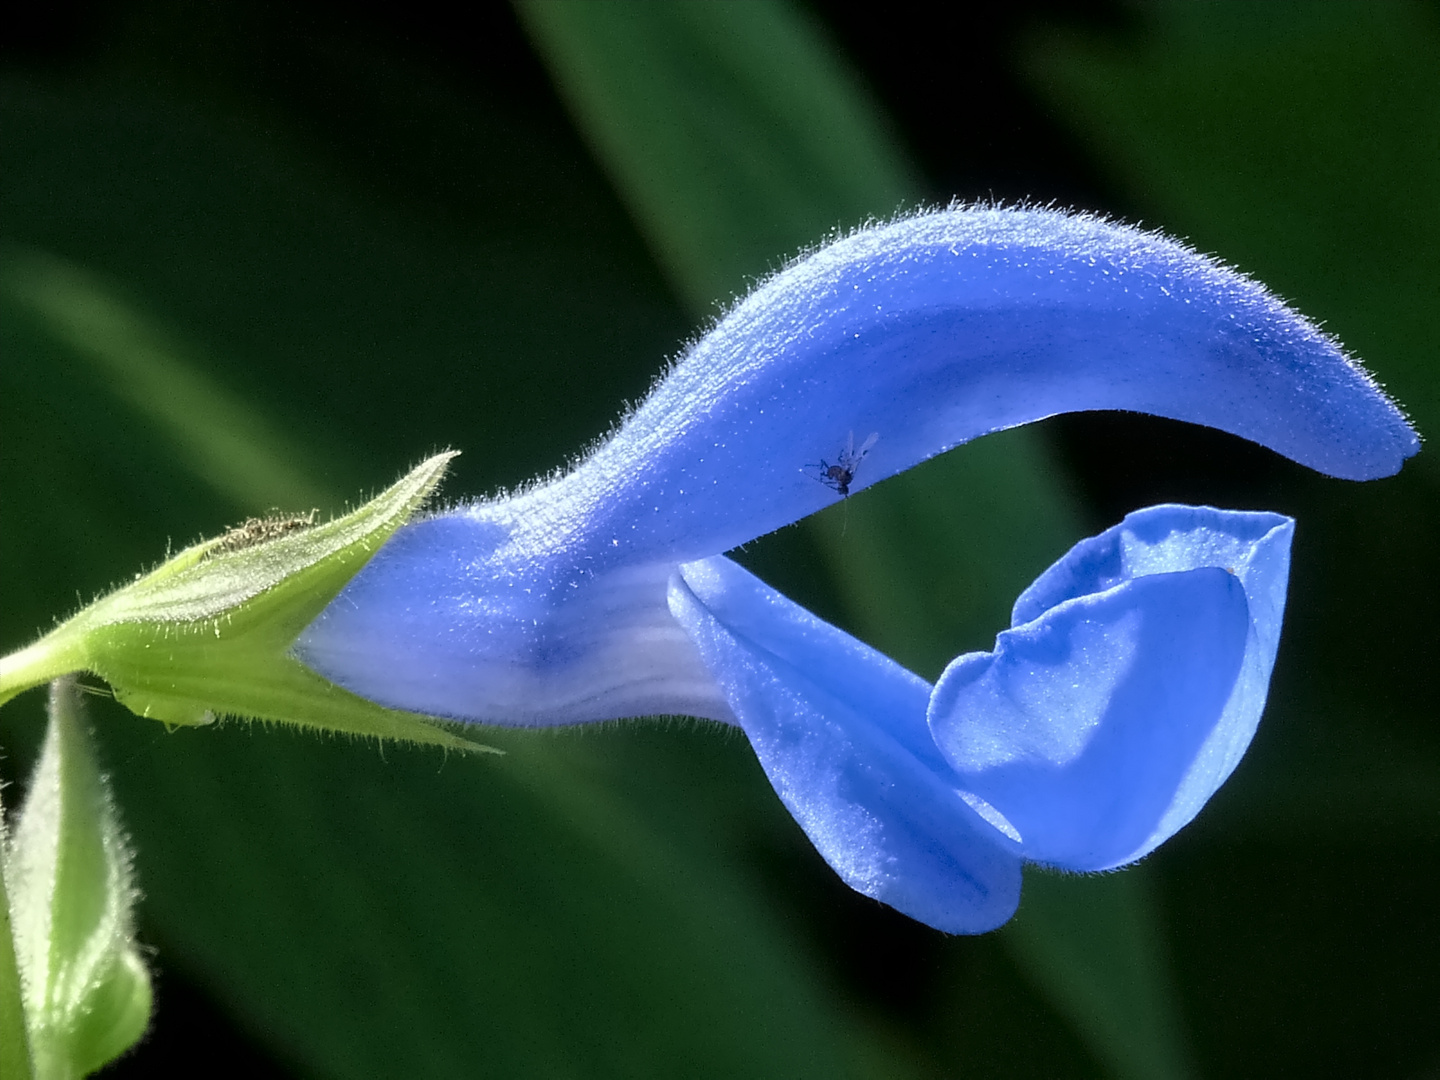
958, 790, 1024, 845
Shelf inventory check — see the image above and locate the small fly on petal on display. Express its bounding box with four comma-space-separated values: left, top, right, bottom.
813, 432, 878, 497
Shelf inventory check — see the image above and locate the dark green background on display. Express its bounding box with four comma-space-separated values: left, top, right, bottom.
2, 2, 1436, 1077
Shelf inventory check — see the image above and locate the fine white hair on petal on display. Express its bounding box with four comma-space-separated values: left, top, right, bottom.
503, 203, 1415, 567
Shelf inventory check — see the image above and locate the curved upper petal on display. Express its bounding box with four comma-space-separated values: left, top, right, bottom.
297, 206, 1405, 725
669, 556, 1022, 934
536, 205, 1415, 566
928, 506, 1293, 871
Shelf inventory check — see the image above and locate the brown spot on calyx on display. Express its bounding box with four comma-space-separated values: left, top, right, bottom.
211, 509, 319, 555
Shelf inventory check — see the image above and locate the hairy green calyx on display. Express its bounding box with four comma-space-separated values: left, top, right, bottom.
0, 454, 493, 752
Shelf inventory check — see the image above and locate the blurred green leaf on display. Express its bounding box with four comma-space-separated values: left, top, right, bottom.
1006, 871, 1190, 1080
0, 247, 329, 514
522, 2, 1192, 1076
517, 0, 918, 310
6, 679, 151, 1078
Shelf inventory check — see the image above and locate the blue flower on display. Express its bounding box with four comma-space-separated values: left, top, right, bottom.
296, 206, 1416, 931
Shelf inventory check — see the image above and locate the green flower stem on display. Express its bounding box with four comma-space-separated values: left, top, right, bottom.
0, 815, 35, 1080
0, 635, 86, 712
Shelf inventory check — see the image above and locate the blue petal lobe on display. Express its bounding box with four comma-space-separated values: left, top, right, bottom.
669, 556, 1022, 933
929, 506, 1293, 871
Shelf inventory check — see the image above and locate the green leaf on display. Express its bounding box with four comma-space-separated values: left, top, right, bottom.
5, 678, 151, 1079
0, 454, 491, 752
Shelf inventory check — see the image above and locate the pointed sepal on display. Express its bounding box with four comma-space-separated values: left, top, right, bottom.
5, 678, 151, 1077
